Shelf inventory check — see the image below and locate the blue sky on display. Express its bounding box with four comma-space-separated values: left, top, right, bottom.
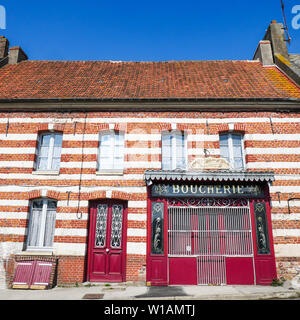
0, 0, 299, 61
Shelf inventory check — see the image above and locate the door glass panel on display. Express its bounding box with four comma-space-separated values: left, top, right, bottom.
254, 201, 270, 255
151, 202, 164, 254
95, 204, 108, 247
110, 204, 123, 248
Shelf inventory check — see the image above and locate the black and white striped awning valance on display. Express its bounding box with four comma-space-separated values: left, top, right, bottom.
144, 170, 275, 186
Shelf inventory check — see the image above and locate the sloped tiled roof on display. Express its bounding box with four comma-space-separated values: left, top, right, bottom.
0, 60, 299, 100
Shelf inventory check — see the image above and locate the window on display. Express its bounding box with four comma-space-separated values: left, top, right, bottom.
162, 131, 187, 170
219, 133, 245, 170
27, 199, 57, 250
36, 133, 63, 171
98, 131, 124, 172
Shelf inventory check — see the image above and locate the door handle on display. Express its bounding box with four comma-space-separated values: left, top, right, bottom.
106, 248, 109, 253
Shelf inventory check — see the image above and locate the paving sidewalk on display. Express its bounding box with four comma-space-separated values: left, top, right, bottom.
0, 282, 299, 300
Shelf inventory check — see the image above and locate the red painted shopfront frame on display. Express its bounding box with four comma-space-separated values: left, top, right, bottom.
146, 183, 277, 286
146, 195, 168, 286
250, 197, 277, 285
87, 200, 128, 283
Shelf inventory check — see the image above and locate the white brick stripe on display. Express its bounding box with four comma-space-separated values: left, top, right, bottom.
0, 173, 145, 180
273, 229, 300, 237
2, 146, 300, 157
53, 243, 86, 256
247, 162, 300, 169
0, 161, 34, 168
1, 227, 147, 238
3, 210, 300, 222
0, 200, 28, 206
128, 214, 147, 221
126, 242, 146, 255
271, 214, 300, 221
0, 212, 147, 221
0, 148, 36, 153
0, 199, 147, 208
271, 200, 300, 208
2, 133, 296, 141
275, 244, 300, 257
270, 186, 300, 193
275, 175, 300, 180
127, 229, 146, 237
0, 185, 146, 192
246, 148, 300, 155
244, 134, 300, 141
3, 225, 300, 238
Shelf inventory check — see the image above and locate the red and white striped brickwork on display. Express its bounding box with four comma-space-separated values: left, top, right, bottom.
1, 110, 300, 284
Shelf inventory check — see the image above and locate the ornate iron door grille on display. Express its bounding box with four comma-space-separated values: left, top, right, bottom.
167, 199, 254, 285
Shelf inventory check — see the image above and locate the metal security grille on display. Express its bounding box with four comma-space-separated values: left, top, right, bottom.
168, 203, 253, 285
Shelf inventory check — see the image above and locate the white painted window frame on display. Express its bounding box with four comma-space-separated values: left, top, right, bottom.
97, 130, 125, 173
220, 132, 246, 170
161, 130, 188, 170
26, 199, 57, 251
36, 132, 62, 172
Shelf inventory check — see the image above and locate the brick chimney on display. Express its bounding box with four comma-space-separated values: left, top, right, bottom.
8, 46, 28, 64
263, 20, 289, 60
0, 36, 9, 59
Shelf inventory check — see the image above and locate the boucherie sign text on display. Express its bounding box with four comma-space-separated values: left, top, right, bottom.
151, 183, 264, 198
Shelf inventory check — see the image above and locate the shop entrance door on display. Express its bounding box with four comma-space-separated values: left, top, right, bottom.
168, 201, 255, 285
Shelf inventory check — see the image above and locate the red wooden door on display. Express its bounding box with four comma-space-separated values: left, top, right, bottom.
87, 201, 127, 282
251, 200, 277, 285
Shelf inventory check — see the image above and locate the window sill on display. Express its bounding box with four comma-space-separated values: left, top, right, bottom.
96, 171, 124, 176
32, 170, 60, 176
19, 250, 54, 256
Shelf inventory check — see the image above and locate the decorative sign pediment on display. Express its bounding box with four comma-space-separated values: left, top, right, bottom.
189, 157, 230, 170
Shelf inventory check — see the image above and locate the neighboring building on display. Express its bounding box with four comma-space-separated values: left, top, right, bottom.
254, 20, 300, 85
0, 21, 300, 288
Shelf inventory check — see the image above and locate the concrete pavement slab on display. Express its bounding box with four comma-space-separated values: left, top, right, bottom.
0, 284, 299, 300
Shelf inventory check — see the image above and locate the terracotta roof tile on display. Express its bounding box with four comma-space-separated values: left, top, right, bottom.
0, 60, 299, 100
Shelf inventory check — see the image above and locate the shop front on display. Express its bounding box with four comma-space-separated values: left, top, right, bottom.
145, 171, 277, 286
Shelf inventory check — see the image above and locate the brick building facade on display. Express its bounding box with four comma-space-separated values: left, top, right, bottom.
0, 22, 300, 288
